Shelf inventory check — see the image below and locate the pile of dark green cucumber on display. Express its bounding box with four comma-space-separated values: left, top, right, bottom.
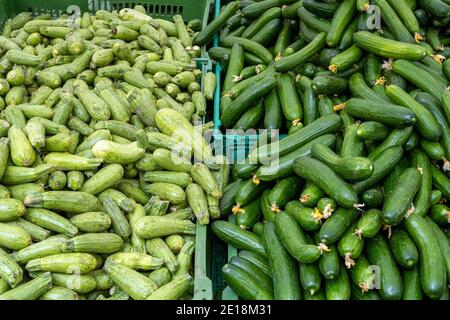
194, 0, 450, 300
0, 6, 221, 300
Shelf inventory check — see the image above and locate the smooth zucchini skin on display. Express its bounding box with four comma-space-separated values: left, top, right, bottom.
262, 221, 302, 300
405, 214, 447, 299
365, 234, 403, 300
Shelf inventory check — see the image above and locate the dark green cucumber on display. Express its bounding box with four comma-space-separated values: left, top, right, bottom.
419, 0, 450, 18
365, 234, 403, 300
353, 146, 404, 193
235, 198, 262, 230
345, 98, 416, 128
194, 1, 239, 46
232, 163, 260, 180
386, 85, 441, 141
329, 45, 364, 73
312, 75, 348, 95
392, 59, 446, 101
325, 266, 351, 300
341, 122, 364, 158
222, 263, 273, 300
404, 214, 446, 299
425, 217, 450, 284
298, 7, 330, 33
382, 167, 422, 225
262, 221, 302, 300
411, 150, 432, 217
299, 262, 322, 296
402, 266, 423, 300
356, 122, 390, 141
361, 188, 384, 209
256, 134, 336, 182
293, 157, 360, 208
318, 245, 340, 280
414, 92, 450, 161
274, 32, 327, 72
229, 256, 273, 294
241, 7, 282, 39
355, 209, 382, 238
250, 18, 283, 46
285, 201, 322, 232
364, 54, 382, 87
260, 189, 276, 222
326, 0, 356, 47
318, 96, 334, 117
233, 99, 264, 131
337, 19, 358, 51
319, 208, 360, 245
353, 31, 426, 59
241, 0, 282, 18
373, 0, 414, 43
430, 190, 443, 206
300, 183, 325, 207
430, 204, 450, 226
249, 113, 342, 163
238, 250, 271, 277
420, 140, 445, 161
274, 19, 295, 57
263, 89, 283, 130
303, 0, 339, 18
349, 255, 379, 294
219, 179, 244, 217
212, 221, 266, 256
296, 75, 319, 125
221, 74, 277, 128
389, 229, 419, 269
337, 222, 365, 268
274, 211, 323, 264
277, 72, 303, 123
431, 165, 450, 203
222, 44, 245, 95
404, 131, 420, 152
268, 176, 303, 212
311, 144, 374, 181
349, 73, 389, 103
233, 177, 267, 211
221, 36, 273, 64
367, 127, 413, 161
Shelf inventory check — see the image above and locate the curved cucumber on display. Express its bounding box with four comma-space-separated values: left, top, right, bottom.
293, 157, 360, 208
405, 214, 447, 299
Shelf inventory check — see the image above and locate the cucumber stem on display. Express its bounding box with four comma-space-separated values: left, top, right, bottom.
344, 253, 355, 269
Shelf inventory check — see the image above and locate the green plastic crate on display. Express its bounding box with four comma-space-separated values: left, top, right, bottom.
0, 0, 212, 29
0, 0, 215, 300
211, 0, 287, 162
